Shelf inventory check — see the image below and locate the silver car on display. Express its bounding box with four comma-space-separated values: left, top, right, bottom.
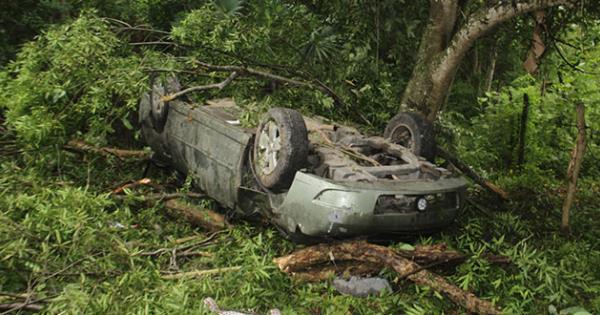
139, 77, 467, 240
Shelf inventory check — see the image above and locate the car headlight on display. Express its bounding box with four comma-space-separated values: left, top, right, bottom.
416, 197, 428, 211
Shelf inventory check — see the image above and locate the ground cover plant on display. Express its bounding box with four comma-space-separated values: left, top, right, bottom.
1, 1, 600, 314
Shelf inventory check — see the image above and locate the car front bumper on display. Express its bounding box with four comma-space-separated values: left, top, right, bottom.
273, 172, 467, 237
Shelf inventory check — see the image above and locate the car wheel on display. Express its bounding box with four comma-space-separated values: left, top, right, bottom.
150, 75, 181, 132
384, 112, 436, 161
253, 108, 308, 191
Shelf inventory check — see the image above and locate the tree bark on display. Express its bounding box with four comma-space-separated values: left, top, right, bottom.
402, 0, 575, 121
401, 0, 458, 111
561, 102, 586, 233
523, 11, 547, 74
274, 241, 502, 315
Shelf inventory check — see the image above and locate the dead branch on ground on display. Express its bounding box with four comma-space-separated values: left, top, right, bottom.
284, 243, 509, 282
111, 178, 153, 194
64, 140, 151, 160
0, 302, 44, 313
274, 240, 502, 315
111, 192, 205, 202
164, 199, 230, 232
161, 266, 241, 280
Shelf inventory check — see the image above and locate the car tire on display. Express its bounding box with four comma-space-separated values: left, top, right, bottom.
253, 108, 308, 191
384, 112, 436, 161
150, 75, 181, 132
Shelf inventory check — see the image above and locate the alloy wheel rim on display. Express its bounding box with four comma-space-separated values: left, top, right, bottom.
257, 120, 282, 175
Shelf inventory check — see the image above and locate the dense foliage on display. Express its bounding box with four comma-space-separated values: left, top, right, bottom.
1, 1, 599, 314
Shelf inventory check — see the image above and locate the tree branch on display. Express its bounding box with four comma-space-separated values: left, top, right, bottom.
0, 302, 44, 313
193, 61, 347, 108
129, 41, 179, 47
111, 192, 205, 202
64, 140, 151, 160
428, 0, 575, 120
161, 72, 239, 102
437, 147, 509, 200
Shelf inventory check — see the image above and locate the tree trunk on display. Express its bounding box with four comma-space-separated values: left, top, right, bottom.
402, 0, 574, 121
561, 102, 586, 233
517, 93, 531, 168
482, 39, 498, 94
401, 0, 458, 111
523, 11, 547, 74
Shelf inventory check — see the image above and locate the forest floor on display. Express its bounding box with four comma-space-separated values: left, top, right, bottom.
1, 145, 599, 315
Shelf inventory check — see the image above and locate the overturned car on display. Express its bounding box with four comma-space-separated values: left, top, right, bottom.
139, 77, 467, 239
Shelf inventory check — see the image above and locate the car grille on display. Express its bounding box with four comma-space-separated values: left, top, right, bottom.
374, 192, 458, 215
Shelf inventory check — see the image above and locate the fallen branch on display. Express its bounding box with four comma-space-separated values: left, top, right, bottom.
136, 248, 212, 258
111, 178, 153, 194
111, 192, 205, 202
65, 140, 151, 160
396, 244, 510, 266
162, 266, 241, 279
193, 60, 347, 108
437, 147, 509, 200
164, 199, 230, 232
203, 297, 281, 315
274, 241, 501, 315
291, 261, 384, 282
284, 243, 509, 282
161, 72, 239, 102
0, 302, 44, 313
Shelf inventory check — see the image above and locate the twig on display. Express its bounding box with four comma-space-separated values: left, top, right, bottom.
0, 292, 29, 300
161, 266, 241, 279
175, 230, 228, 252
136, 249, 212, 258
116, 26, 170, 35
43, 256, 90, 281
161, 72, 239, 102
111, 178, 152, 194
163, 199, 230, 232
101, 17, 132, 28
129, 41, 178, 47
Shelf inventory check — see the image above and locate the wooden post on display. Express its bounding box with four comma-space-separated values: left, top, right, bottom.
561, 102, 586, 233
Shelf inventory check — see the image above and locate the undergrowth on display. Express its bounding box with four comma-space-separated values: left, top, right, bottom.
1, 6, 599, 315
1, 146, 599, 314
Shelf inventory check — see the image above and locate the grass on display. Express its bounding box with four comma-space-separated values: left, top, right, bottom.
1, 150, 599, 315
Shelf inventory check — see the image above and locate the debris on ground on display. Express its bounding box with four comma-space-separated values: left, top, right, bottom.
332, 276, 392, 297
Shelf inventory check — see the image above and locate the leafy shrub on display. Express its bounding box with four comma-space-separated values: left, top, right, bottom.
0, 13, 146, 149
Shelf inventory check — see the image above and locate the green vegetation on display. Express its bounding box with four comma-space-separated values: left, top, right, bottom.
1, 1, 599, 314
